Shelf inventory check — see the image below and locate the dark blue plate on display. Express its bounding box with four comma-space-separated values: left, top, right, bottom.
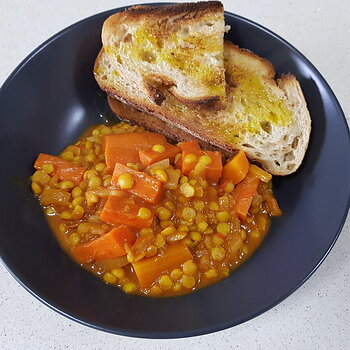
0, 4, 349, 338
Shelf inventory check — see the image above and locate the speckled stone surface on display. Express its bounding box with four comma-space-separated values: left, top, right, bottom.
0, 1, 349, 349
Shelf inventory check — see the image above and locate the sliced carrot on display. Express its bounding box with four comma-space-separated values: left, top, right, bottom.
180, 150, 199, 176
217, 179, 233, 195
181, 150, 222, 183
72, 226, 135, 263
34, 153, 59, 169
34, 153, 85, 185
249, 164, 272, 183
233, 173, 260, 220
175, 154, 182, 169
204, 151, 223, 183
234, 174, 260, 199
178, 140, 201, 152
100, 196, 154, 229
132, 243, 193, 287
102, 132, 167, 173
111, 163, 164, 204
102, 132, 166, 151
222, 150, 249, 184
234, 197, 254, 221
139, 143, 180, 167
104, 148, 140, 173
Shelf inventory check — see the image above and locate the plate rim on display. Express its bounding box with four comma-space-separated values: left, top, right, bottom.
0, 3, 349, 339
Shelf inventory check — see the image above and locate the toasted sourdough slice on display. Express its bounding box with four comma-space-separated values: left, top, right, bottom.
101, 1, 226, 106
94, 41, 311, 175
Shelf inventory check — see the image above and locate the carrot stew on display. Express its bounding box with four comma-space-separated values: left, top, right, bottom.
31, 122, 281, 297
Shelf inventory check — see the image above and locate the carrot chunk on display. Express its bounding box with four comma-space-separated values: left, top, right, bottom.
72, 226, 135, 263
132, 243, 193, 287
34, 153, 85, 185
234, 197, 254, 221
233, 173, 260, 220
100, 196, 154, 229
204, 152, 223, 183
104, 148, 140, 173
139, 143, 180, 167
222, 150, 249, 184
181, 150, 222, 183
178, 140, 201, 152
102, 132, 166, 151
111, 163, 164, 204
102, 132, 167, 173
248, 164, 272, 183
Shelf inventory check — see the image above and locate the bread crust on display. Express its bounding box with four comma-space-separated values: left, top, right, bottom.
224, 41, 276, 81
103, 2, 223, 37
119, 2, 223, 19
103, 1, 224, 39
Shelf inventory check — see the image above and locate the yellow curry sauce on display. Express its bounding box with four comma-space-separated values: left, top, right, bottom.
31, 122, 281, 297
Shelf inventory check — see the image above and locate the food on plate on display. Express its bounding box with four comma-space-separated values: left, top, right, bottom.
30, 1, 311, 297
99, 1, 226, 106
94, 3, 311, 175
31, 123, 281, 296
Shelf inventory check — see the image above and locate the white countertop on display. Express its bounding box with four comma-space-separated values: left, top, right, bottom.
1, 0, 349, 349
